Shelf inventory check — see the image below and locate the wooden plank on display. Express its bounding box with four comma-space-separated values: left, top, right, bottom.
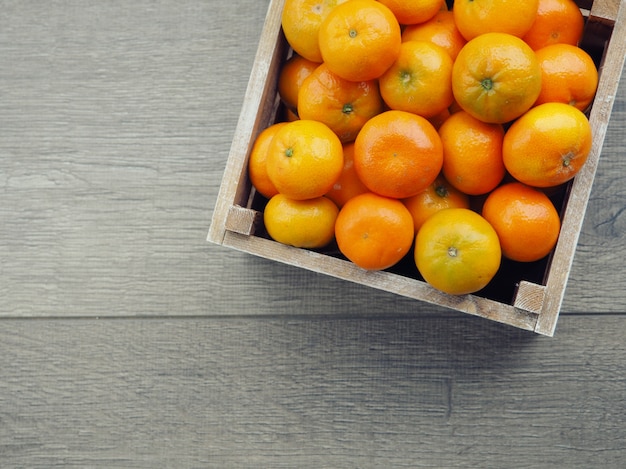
1, 316, 625, 467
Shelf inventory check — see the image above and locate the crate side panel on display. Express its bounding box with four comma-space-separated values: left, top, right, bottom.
208, 0, 286, 245
536, 0, 626, 336
222, 232, 539, 332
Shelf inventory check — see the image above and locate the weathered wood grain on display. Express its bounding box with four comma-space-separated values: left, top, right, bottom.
1, 316, 625, 468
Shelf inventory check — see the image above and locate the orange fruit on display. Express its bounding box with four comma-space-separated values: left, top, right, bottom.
266, 119, 344, 200
377, 0, 444, 25
248, 122, 288, 199
522, 0, 585, 50
482, 182, 561, 262
401, 10, 466, 60
402, 175, 470, 233
438, 111, 505, 195
354, 110, 443, 199
415, 208, 501, 295
278, 54, 320, 112
534, 43, 599, 112
335, 192, 414, 270
281, 0, 348, 63
502, 102, 592, 188
378, 40, 454, 118
297, 63, 385, 143
453, 0, 539, 41
318, 0, 402, 82
264, 194, 339, 248
325, 142, 369, 207
452, 32, 542, 124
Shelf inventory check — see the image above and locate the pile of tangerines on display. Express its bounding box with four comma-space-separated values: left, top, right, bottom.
248, 0, 598, 296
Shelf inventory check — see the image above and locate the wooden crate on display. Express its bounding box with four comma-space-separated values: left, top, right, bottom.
209, 0, 626, 336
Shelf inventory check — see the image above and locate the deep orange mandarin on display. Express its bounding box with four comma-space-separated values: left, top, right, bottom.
439, 111, 505, 195
401, 10, 466, 61
534, 43, 598, 112
297, 63, 384, 143
522, 0, 585, 50
453, 0, 539, 41
482, 182, 561, 262
335, 192, 414, 270
354, 110, 443, 199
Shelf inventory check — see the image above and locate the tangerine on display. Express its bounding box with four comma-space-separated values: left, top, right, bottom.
377, 0, 444, 25
522, 0, 585, 50
378, 40, 454, 118
439, 111, 505, 195
248, 122, 288, 199
264, 194, 339, 248
452, 32, 542, 124
453, 0, 539, 41
325, 142, 369, 207
266, 119, 344, 200
278, 54, 320, 112
297, 63, 384, 143
318, 0, 402, 81
402, 175, 470, 233
335, 192, 414, 270
401, 10, 466, 60
354, 110, 443, 199
415, 208, 501, 295
502, 102, 592, 187
534, 43, 598, 112
281, 0, 348, 63
482, 182, 561, 262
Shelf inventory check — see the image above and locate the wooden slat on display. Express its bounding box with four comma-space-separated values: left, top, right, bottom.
207, 0, 286, 245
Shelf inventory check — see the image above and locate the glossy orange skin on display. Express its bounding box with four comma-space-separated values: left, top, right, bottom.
325, 142, 369, 208
415, 208, 501, 295
248, 122, 288, 199
318, 0, 402, 81
401, 10, 466, 61
297, 63, 384, 143
439, 111, 505, 195
264, 194, 339, 248
534, 43, 599, 112
281, 0, 349, 63
266, 119, 344, 200
452, 33, 542, 124
402, 175, 470, 233
522, 0, 585, 50
482, 182, 561, 262
354, 110, 443, 199
502, 102, 592, 188
335, 192, 414, 270
278, 54, 320, 112
379, 40, 454, 118
377, 0, 444, 25
453, 0, 539, 41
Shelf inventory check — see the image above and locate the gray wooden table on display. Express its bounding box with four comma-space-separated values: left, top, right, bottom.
1, 1, 625, 468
